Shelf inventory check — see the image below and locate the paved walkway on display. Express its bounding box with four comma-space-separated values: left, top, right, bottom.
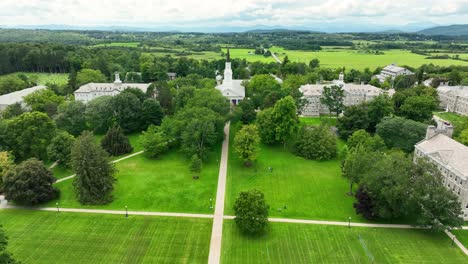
2, 205, 212, 218
55, 150, 145, 183
208, 123, 230, 264
271, 51, 281, 63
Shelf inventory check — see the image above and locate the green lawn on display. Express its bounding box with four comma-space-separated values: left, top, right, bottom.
0, 72, 68, 85
222, 220, 468, 264
222, 48, 276, 63
270, 47, 468, 70
46, 133, 143, 180
46, 145, 220, 214
92, 42, 140, 47
1, 209, 211, 264
451, 230, 468, 248
225, 123, 361, 222
434, 112, 466, 124
300, 116, 337, 127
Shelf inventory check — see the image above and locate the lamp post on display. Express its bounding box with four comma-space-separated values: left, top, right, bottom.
56, 202, 59, 213
348, 217, 351, 228
125, 206, 128, 218
210, 198, 213, 210
452, 235, 456, 246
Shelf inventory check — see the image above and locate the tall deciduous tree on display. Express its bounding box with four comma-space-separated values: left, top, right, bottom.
55, 101, 87, 136
376, 117, 426, 153
3, 158, 58, 205
0, 151, 14, 192
272, 96, 298, 146
294, 125, 337, 160
23, 88, 65, 116
320, 85, 345, 117
234, 189, 269, 234
47, 131, 75, 166
337, 104, 370, 139
76, 69, 106, 87
141, 125, 169, 159
411, 158, 463, 231
234, 125, 260, 166
141, 98, 164, 130
85, 96, 114, 134
72, 131, 116, 205
112, 92, 143, 133
400, 96, 437, 123
6, 111, 56, 161
100, 125, 133, 156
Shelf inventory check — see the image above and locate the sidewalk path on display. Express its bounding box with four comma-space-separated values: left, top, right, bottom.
1, 205, 213, 219
55, 150, 145, 183
271, 51, 281, 63
208, 123, 230, 264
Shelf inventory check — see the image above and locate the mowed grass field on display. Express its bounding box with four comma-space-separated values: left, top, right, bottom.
451, 230, 468, 248
92, 42, 141, 47
47, 133, 144, 180
222, 220, 468, 264
224, 123, 362, 222
270, 47, 468, 70
0, 72, 68, 85
1, 209, 212, 264
222, 48, 276, 63
45, 145, 221, 214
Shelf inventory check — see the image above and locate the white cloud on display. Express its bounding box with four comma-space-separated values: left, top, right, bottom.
0, 0, 466, 27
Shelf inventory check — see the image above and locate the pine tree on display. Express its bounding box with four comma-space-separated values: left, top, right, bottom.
101, 125, 133, 156
72, 131, 116, 205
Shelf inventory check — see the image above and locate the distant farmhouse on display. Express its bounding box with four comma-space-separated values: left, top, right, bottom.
374, 63, 413, 83
299, 73, 394, 116
437, 83, 468, 116
0, 85, 46, 111
215, 49, 245, 105
74, 73, 151, 103
414, 122, 468, 220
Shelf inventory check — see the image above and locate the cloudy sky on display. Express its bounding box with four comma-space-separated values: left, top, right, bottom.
0, 0, 467, 30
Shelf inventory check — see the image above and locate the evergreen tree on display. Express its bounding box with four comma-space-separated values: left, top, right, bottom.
72, 131, 116, 205
0, 225, 18, 264
100, 125, 133, 156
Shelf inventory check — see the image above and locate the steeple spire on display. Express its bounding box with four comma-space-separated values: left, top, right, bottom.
226, 48, 230, 62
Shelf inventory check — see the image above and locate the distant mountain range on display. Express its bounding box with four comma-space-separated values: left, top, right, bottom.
417, 24, 468, 36
1, 23, 467, 35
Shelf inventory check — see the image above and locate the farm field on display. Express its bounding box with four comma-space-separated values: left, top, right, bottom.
45, 145, 221, 214
221, 220, 468, 264
0, 72, 68, 85
1, 209, 212, 264
224, 123, 361, 222
222, 48, 276, 63
270, 47, 468, 70
92, 42, 140, 47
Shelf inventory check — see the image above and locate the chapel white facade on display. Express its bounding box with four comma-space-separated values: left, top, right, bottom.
215, 49, 245, 105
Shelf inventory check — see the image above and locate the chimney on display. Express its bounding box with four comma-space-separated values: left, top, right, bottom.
426, 125, 436, 140
446, 125, 454, 138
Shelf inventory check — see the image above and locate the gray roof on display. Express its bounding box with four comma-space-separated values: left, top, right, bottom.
437, 85, 468, 97
216, 80, 245, 97
382, 64, 412, 74
416, 133, 468, 178
299, 82, 391, 97
75, 83, 151, 94
0, 85, 47, 106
